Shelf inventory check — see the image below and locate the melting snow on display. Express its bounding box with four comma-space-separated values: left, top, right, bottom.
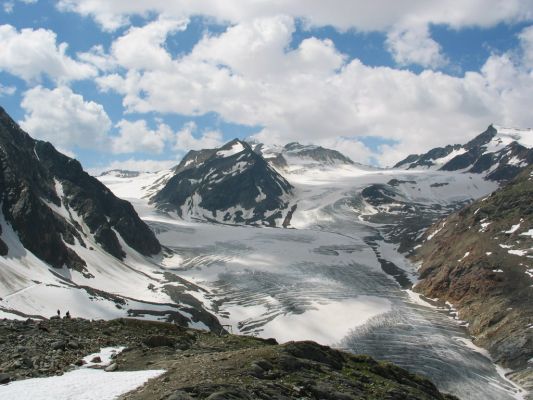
504, 223, 521, 234
520, 229, 533, 238
480, 221, 491, 232
0, 347, 165, 400
509, 249, 528, 257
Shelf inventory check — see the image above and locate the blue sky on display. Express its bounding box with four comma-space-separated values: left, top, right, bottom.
1, 1, 533, 171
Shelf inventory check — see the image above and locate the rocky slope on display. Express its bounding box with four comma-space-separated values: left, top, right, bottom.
412, 165, 533, 392
395, 125, 533, 182
0, 107, 223, 331
0, 106, 160, 272
151, 139, 293, 226
0, 317, 458, 400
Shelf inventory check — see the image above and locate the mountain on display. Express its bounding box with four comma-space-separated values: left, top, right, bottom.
0, 107, 160, 270
0, 107, 221, 331
252, 141, 354, 170
151, 139, 294, 226
412, 165, 533, 392
395, 125, 533, 181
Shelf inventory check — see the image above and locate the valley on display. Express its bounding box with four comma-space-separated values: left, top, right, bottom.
99, 159, 524, 400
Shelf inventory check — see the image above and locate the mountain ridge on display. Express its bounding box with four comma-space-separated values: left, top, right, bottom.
395, 124, 533, 181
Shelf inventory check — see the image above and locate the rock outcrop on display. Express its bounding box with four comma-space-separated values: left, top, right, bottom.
0, 317, 458, 400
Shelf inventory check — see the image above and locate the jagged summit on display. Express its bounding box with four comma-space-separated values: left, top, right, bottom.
395, 124, 533, 181
151, 138, 294, 226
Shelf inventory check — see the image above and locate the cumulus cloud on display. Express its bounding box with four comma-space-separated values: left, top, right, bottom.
90, 15, 533, 166
112, 119, 173, 154
20, 86, 111, 149
22, 3, 529, 166
56, 0, 533, 32
519, 25, 533, 68
174, 122, 224, 152
0, 24, 97, 83
386, 24, 447, 68
112, 17, 188, 70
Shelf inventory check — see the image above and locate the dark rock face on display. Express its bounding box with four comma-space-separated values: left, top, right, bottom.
152, 139, 293, 226
395, 125, 532, 182
412, 166, 533, 390
0, 107, 160, 271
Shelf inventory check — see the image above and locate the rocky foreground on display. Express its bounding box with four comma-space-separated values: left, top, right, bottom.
0, 317, 458, 399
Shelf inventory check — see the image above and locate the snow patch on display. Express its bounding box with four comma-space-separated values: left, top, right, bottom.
216, 142, 245, 158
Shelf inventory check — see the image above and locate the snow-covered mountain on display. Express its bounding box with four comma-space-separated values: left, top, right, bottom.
150, 139, 294, 226
251, 141, 355, 171
395, 125, 533, 181
2, 110, 533, 399
98, 144, 529, 399
0, 107, 221, 330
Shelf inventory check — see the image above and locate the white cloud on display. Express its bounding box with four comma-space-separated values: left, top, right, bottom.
174, 122, 223, 151
111, 16, 188, 70
88, 158, 178, 175
77, 45, 116, 71
56, 0, 533, 32
0, 24, 97, 83
519, 25, 533, 68
20, 86, 111, 149
57, 1, 533, 69
112, 119, 173, 154
386, 24, 447, 68
0, 84, 16, 96
90, 15, 533, 166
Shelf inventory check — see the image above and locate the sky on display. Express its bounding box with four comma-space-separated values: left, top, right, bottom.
1, 1, 533, 173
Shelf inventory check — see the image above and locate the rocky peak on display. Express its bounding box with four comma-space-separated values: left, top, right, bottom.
395, 124, 532, 182
151, 139, 293, 226
0, 107, 160, 272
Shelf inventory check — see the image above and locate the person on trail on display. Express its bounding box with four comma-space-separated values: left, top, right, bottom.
57, 309, 60, 317
65, 311, 71, 319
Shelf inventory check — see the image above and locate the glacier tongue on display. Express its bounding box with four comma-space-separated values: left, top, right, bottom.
98, 162, 525, 400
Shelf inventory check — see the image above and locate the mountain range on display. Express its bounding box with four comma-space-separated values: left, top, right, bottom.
0, 107, 532, 399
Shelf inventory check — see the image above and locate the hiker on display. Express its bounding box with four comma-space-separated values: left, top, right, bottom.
57, 309, 60, 317
65, 311, 71, 319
